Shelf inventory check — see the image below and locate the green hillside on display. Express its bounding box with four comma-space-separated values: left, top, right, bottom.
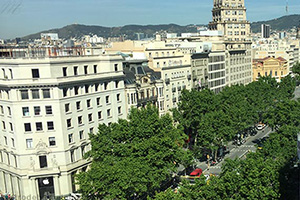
251, 14, 300, 33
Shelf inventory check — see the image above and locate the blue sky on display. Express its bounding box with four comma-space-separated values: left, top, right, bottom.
0, 0, 299, 39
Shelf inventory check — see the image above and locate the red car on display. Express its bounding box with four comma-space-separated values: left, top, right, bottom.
189, 168, 203, 178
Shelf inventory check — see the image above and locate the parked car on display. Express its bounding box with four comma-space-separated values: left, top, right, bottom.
180, 168, 203, 183
256, 123, 266, 130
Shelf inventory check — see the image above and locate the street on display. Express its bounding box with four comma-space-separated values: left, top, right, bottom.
196, 126, 273, 175
293, 86, 300, 100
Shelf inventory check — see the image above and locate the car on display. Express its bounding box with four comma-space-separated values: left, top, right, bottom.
189, 168, 203, 178
256, 123, 266, 130
180, 168, 203, 183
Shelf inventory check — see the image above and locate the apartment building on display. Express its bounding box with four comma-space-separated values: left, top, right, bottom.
209, 0, 253, 86
191, 50, 226, 93
123, 59, 164, 115
252, 57, 289, 82
107, 41, 193, 111
252, 39, 300, 73
0, 54, 126, 199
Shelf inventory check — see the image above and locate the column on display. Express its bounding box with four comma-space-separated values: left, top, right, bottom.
4, 173, 12, 194
0, 171, 6, 193
53, 175, 61, 196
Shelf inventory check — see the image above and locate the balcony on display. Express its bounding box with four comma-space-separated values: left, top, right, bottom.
177, 86, 182, 91
187, 75, 192, 80
137, 95, 158, 107
172, 97, 177, 103
172, 87, 176, 93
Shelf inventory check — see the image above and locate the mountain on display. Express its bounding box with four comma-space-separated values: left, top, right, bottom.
21, 24, 200, 41
21, 15, 300, 40
251, 14, 300, 33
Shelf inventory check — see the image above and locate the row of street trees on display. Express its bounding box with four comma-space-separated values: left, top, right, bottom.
173, 75, 296, 161
76, 72, 299, 199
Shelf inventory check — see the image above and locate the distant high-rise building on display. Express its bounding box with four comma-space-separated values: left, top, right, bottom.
279, 32, 286, 39
297, 21, 300, 39
261, 24, 270, 38
135, 33, 145, 40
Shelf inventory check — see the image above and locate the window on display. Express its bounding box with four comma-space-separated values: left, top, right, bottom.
32, 89, 40, 99
9, 123, 13, 131
106, 96, 110, 104
115, 81, 119, 88
63, 67, 67, 77
63, 88, 68, 97
0, 106, 3, 114
65, 103, 70, 113
68, 134, 73, 143
116, 94, 120, 101
81, 146, 85, 157
89, 127, 94, 133
107, 109, 111, 117
93, 65, 97, 73
39, 155, 47, 168
36, 122, 43, 131
26, 139, 33, 148
70, 150, 75, 162
7, 107, 11, 115
96, 97, 101, 106
45, 106, 52, 115
2, 121, 5, 130
275, 71, 278, 76
73, 66, 78, 75
118, 106, 122, 114
31, 69, 40, 78
78, 116, 83, 125
42, 89, 50, 98
11, 138, 15, 147
114, 64, 118, 71
67, 119, 72, 128
4, 136, 7, 145
85, 85, 89, 93
47, 121, 54, 130
95, 83, 99, 92
76, 101, 81, 110
49, 137, 56, 146
87, 99, 91, 108
88, 113, 93, 122
34, 106, 41, 115
74, 86, 79, 95
79, 130, 84, 140
21, 90, 29, 100
98, 111, 102, 120
84, 65, 88, 75
24, 123, 31, 132
104, 82, 108, 90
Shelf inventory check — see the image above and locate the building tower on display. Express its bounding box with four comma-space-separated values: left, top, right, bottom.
261, 24, 271, 38
209, 0, 251, 42
208, 0, 253, 86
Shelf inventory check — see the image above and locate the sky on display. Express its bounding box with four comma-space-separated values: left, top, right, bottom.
0, 0, 299, 39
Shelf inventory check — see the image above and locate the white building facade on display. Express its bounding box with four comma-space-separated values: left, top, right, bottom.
0, 54, 126, 199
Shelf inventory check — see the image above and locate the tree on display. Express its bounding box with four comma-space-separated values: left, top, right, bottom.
292, 62, 300, 76
264, 100, 300, 130
77, 105, 192, 199
173, 89, 217, 146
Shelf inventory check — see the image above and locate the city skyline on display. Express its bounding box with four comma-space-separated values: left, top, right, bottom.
0, 0, 300, 39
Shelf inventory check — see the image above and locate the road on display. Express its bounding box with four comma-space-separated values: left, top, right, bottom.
196, 126, 273, 175
293, 86, 300, 100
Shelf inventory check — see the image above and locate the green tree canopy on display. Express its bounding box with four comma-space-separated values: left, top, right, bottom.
77, 105, 192, 199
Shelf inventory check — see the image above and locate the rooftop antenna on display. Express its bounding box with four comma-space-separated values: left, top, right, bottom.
286, 0, 289, 15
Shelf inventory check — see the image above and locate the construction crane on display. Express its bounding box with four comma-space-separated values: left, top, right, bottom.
286, 0, 289, 15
